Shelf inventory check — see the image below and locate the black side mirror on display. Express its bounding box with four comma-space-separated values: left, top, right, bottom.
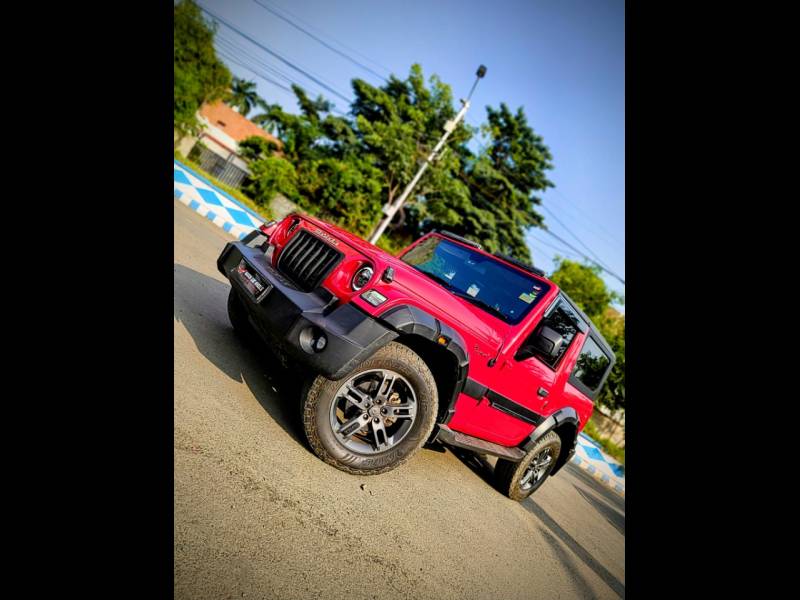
515, 325, 564, 361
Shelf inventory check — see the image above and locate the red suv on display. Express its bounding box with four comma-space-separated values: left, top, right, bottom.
218, 213, 616, 500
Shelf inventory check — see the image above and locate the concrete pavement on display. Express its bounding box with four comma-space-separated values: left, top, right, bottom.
174, 199, 625, 600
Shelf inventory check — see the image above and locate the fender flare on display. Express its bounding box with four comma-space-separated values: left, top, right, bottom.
377, 304, 469, 423
521, 407, 580, 476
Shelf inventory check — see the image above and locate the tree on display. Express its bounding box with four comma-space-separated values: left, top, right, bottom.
549, 257, 625, 411
443, 104, 554, 262
238, 136, 280, 161
173, 0, 231, 138
548, 257, 621, 318
242, 156, 298, 206
349, 65, 472, 239
240, 66, 557, 258
226, 77, 264, 117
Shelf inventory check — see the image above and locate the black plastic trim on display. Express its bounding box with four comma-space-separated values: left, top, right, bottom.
377, 304, 470, 424
461, 377, 545, 426
462, 377, 488, 400
486, 390, 545, 425
519, 407, 580, 477
433, 229, 482, 250
218, 241, 397, 380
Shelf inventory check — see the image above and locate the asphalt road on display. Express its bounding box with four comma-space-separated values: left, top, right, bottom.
174, 200, 625, 600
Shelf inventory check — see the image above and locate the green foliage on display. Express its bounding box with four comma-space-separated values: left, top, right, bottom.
549, 257, 625, 412
242, 157, 298, 207
295, 157, 384, 237
173, 0, 231, 137
549, 258, 621, 318
456, 104, 554, 261
226, 77, 265, 117
408, 103, 555, 262
243, 65, 554, 263
238, 136, 280, 161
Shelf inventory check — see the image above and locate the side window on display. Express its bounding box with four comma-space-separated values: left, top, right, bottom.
535, 301, 580, 368
571, 336, 612, 393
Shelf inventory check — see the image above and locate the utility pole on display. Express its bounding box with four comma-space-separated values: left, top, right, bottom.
368, 65, 487, 245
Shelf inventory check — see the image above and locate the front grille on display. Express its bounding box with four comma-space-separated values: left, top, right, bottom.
277, 230, 343, 291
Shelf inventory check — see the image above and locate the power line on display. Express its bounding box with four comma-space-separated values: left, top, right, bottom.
528, 234, 581, 261
216, 46, 348, 117
467, 138, 623, 279
250, 0, 389, 83
540, 227, 625, 285
549, 186, 624, 249
217, 35, 298, 85
539, 203, 617, 273
215, 34, 351, 116
215, 49, 295, 95
200, 4, 354, 105
259, 0, 393, 77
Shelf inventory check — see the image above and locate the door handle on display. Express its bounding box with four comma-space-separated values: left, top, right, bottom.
537, 387, 549, 397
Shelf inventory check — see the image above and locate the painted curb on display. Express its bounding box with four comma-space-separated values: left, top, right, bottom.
173, 159, 266, 240
571, 432, 625, 497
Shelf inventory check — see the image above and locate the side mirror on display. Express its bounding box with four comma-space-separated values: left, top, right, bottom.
515, 325, 564, 361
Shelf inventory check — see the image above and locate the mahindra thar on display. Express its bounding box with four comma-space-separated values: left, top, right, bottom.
217, 213, 615, 500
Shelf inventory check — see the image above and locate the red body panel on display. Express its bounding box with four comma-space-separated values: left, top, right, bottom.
266, 214, 596, 446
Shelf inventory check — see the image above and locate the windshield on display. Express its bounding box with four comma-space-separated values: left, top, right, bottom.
401, 236, 551, 324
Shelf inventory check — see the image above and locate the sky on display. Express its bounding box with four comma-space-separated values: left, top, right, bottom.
198, 0, 625, 308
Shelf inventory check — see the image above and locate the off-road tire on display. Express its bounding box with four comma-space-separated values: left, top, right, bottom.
303, 342, 438, 476
495, 430, 562, 501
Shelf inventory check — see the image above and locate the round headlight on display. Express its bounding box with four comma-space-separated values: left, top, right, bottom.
352, 266, 374, 291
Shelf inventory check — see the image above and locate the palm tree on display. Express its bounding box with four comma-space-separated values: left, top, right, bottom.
226, 77, 263, 117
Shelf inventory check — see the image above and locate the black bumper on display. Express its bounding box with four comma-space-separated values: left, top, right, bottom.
217, 240, 397, 380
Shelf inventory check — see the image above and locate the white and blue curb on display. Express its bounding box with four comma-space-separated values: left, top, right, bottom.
571, 432, 625, 497
174, 159, 266, 240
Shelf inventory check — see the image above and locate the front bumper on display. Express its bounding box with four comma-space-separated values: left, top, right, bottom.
217, 240, 397, 380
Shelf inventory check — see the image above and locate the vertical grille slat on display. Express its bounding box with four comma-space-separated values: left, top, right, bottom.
296, 244, 326, 281
309, 251, 337, 283
277, 230, 344, 291
287, 236, 313, 271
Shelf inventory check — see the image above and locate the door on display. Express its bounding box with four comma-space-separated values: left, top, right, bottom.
448, 295, 587, 447
484, 297, 586, 445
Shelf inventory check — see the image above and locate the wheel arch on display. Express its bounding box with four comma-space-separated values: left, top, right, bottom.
377, 304, 469, 424
522, 407, 580, 477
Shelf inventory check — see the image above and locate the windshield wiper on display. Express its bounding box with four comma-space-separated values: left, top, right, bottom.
449, 290, 509, 322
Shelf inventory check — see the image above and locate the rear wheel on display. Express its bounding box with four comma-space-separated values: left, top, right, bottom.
302, 342, 438, 475
495, 430, 562, 501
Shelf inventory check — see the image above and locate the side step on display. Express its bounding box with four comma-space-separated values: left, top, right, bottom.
435, 425, 526, 462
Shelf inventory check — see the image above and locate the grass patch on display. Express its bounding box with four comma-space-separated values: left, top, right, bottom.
174, 150, 273, 221
583, 419, 625, 465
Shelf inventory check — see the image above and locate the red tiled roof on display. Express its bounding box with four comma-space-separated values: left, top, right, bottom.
199, 101, 281, 148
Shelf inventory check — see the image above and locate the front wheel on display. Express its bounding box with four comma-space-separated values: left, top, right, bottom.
495, 430, 562, 501
302, 342, 438, 475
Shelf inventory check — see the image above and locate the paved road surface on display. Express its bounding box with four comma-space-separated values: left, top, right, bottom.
174, 201, 625, 600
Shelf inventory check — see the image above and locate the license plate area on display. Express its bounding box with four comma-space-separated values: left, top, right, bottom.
234, 259, 272, 302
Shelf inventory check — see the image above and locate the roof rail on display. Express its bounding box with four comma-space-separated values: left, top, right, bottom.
495, 253, 546, 278
433, 230, 483, 250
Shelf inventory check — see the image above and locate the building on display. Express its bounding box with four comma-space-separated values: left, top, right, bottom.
176, 101, 282, 188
